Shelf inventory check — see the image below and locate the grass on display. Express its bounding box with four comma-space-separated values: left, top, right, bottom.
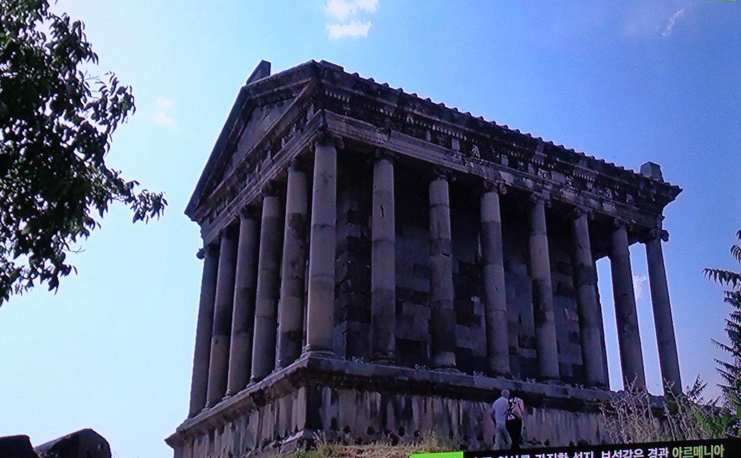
600, 378, 733, 443
278, 432, 456, 458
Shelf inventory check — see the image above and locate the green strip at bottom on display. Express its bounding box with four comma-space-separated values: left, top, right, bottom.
409, 452, 464, 458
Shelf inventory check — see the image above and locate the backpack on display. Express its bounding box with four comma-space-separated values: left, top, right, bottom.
506, 397, 524, 421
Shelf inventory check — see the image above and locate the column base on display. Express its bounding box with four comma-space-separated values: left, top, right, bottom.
302, 346, 336, 358
371, 353, 396, 365
487, 370, 513, 379
432, 366, 460, 374
432, 351, 456, 371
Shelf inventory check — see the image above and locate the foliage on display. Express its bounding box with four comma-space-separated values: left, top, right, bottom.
704, 229, 741, 435
0, 0, 166, 304
278, 431, 456, 458
600, 378, 730, 444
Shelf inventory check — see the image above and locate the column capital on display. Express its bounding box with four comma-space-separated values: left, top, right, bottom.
314, 129, 343, 151
259, 182, 282, 199
239, 206, 260, 220
639, 228, 669, 243
220, 223, 239, 239
611, 217, 632, 231
482, 179, 507, 195
430, 166, 453, 182
373, 148, 396, 162
196, 243, 219, 260
529, 193, 551, 208
569, 205, 593, 221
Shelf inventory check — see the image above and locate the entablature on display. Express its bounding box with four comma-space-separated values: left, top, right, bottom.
188, 60, 681, 243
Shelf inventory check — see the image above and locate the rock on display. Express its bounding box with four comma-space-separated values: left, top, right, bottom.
0, 435, 39, 458
34, 429, 111, 458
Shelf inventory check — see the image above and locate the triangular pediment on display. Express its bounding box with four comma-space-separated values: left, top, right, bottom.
222, 98, 294, 181
186, 60, 318, 220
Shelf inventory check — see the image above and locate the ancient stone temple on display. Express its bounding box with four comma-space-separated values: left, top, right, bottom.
166, 60, 682, 457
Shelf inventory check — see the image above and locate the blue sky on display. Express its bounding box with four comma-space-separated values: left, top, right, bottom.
0, 1, 739, 457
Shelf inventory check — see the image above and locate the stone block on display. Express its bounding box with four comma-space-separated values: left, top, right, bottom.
0, 435, 38, 458
34, 429, 111, 458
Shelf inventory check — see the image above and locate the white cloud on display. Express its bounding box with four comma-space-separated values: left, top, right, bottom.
662, 8, 686, 37
326, 20, 372, 39
153, 97, 175, 126
622, 1, 695, 40
355, 0, 379, 13
326, 0, 353, 21
325, 0, 378, 21
324, 0, 378, 39
633, 274, 649, 301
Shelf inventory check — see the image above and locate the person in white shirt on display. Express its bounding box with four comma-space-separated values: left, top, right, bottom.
489, 389, 512, 450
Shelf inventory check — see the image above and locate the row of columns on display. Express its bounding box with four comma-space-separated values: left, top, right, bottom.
187, 139, 338, 416
188, 143, 683, 416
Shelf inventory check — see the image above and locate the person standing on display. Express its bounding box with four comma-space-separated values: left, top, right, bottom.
489, 389, 512, 450
505, 391, 525, 449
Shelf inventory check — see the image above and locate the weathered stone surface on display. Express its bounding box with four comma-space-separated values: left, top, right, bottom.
175, 60, 684, 457
644, 230, 682, 392
207, 227, 239, 405
35, 429, 111, 458
227, 212, 260, 394
189, 244, 219, 416
0, 435, 38, 458
276, 167, 309, 368
610, 223, 646, 390
251, 194, 283, 381
167, 354, 610, 457
305, 140, 337, 354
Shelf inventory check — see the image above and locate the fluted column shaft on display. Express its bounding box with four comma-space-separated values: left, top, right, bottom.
429, 173, 457, 369
226, 212, 260, 395
276, 167, 309, 368
306, 140, 337, 353
250, 195, 283, 381
480, 185, 509, 376
645, 230, 682, 393
371, 155, 396, 363
570, 210, 607, 388
529, 197, 559, 380
610, 224, 646, 390
206, 227, 238, 405
188, 244, 219, 416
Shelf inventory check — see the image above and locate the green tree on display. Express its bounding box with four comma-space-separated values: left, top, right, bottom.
704, 229, 741, 435
0, 0, 166, 304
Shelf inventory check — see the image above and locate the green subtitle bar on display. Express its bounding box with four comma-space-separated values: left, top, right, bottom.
410, 452, 463, 458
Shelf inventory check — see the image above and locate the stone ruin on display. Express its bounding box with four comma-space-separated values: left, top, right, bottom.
0, 429, 111, 458
166, 60, 683, 457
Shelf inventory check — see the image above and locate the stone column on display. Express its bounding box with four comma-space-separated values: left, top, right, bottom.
610, 221, 646, 390
371, 152, 396, 363
570, 208, 607, 388
529, 196, 559, 380
480, 181, 509, 376
206, 226, 238, 406
643, 228, 682, 393
305, 139, 337, 354
276, 166, 309, 368
188, 243, 219, 416
250, 193, 284, 381
226, 210, 260, 395
429, 170, 457, 370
